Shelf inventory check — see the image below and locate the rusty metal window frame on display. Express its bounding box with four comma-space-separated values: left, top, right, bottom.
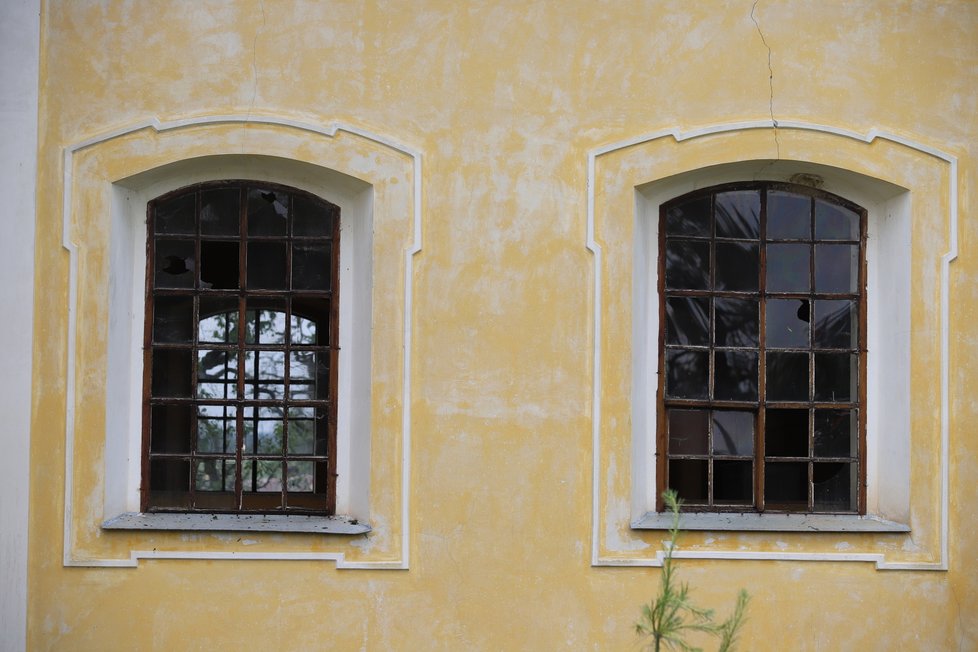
657, 182, 867, 514
141, 180, 340, 515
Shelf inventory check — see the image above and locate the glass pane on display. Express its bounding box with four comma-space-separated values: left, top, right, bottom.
292, 243, 332, 291
715, 190, 760, 239
668, 409, 709, 455
246, 350, 286, 400
153, 296, 193, 343
291, 315, 318, 345
197, 349, 237, 400
815, 199, 860, 240
815, 244, 859, 293
766, 299, 810, 349
247, 187, 289, 236
288, 415, 316, 455
291, 297, 329, 345
766, 243, 810, 293
287, 461, 316, 492
150, 404, 192, 453
767, 191, 810, 240
151, 347, 193, 398
197, 404, 236, 454
246, 242, 287, 289
245, 306, 287, 344
712, 411, 754, 455
200, 188, 240, 236
242, 406, 284, 455
148, 458, 191, 508
289, 351, 329, 400
813, 300, 857, 349
195, 459, 236, 492
198, 297, 239, 343
765, 409, 808, 456
715, 298, 758, 347
715, 242, 759, 291
664, 240, 710, 290
766, 352, 809, 401
813, 462, 855, 511
668, 459, 708, 503
293, 194, 336, 237
665, 297, 709, 346
814, 409, 857, 457
200, 240, 239, 289
814, 353, 856, 402
714, 350, 758, 401
250, 459, 283, 492
154, 239, 195, 288
765, 462, 808, 510
714, 460, 752, 505
665, 349, 709, 399
154, 192, 196, 235
664, 195, 711, 237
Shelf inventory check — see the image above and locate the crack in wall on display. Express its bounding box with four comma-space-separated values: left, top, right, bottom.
750, 0, 780, 161
246, 0, 267, 123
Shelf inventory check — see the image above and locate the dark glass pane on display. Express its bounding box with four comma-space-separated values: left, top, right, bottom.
815, 199, 860, 240
291, 297, 329, 345
813, 462, 855, 512
668, 409, 709, 455
664, 195, 711, 237
668, 459, 708, 503
292, 243, 332, 291
197, 349, 238, 400
813, 300, 857, 349
664, 240, 710, 290
715, 242, 759, 291
293, 194, 337, 237
246, 350, 286, 401
766, 352, 809, 401
814, 409, 857, 457
714, 460, 753, 505
766, 299, 810, 348
766, 243, 810, 293
288, 408, 316, 455
665, 349, 709, 399
665, 297, 709, 346
247, 187, 289, 236
243, 406, 284, 455
150, 404, 192, 453
198, 296, 239, 343
287, 461, 316, 492
289, 351, 329, 400
245, 304, 287, 344
767, 191, 810, 240
197, 404, 236, 454
814, 353, 856, 402
151, 347, 192, 398
195, 459, 236, 492
765, 409, 808, 456
715, 298, 758, 347
200, 188, 240, 236
712, 410, 754, 455
154, 239, 195, 288
148, 458, 191, 508
200, 241, 239, 289
765, 462, 808, 510
247, 242, 287, 289
815, 244, 859, 293
154, 192, 196, 235
153, 296, 193, 343
715, 190, 760, 239
714, 350, 758, 401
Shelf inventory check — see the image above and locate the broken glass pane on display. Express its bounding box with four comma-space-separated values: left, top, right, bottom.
766, 299, 810, 349
154, 239, 195, 289
247, 187, 289, 236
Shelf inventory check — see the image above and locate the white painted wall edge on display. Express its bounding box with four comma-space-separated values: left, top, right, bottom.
60, 116, 422, 570
587, 120, 956, 571
0, 0, 39, 649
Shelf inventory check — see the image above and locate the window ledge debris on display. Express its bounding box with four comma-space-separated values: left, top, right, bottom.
631, 512, 910, 533
102, 512, 371, 535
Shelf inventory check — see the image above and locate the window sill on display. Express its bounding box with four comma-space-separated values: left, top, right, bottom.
631, 512, 910, 533
102, 512, 371, 535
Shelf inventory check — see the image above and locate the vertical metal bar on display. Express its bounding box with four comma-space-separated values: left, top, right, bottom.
655, 201, 668, 512
858, 204, 869, 514
756, 187, 768, 511
235, 185, 247, 509
139, 201, 156, 512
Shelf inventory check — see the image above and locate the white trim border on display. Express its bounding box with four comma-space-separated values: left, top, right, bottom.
587, 120, 956, 571
61, 115, 422, 570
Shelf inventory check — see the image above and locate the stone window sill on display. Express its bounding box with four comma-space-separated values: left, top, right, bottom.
631, 512, 910, 533
102, 512, 371, 535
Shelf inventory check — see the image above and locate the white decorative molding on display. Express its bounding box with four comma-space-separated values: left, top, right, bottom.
61, 115, 422, 569
587, 120, 956, 571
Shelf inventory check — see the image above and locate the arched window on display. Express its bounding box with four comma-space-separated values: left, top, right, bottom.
143, 181, 340, 514
658, 182, 866, 513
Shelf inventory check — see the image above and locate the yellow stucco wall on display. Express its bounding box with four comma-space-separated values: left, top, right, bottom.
29, 1, 978, 649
